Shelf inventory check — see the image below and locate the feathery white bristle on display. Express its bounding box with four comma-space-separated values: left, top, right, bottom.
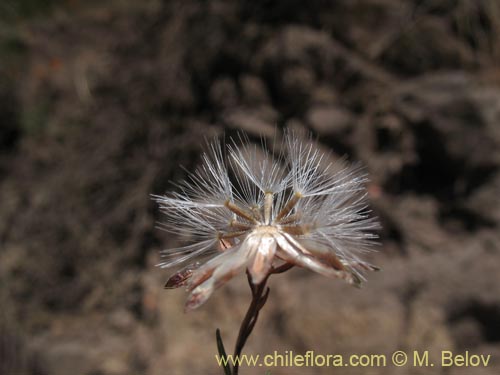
153, 130, 380, 309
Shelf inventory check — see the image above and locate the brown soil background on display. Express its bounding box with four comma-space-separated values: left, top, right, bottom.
1, 1, 500, 374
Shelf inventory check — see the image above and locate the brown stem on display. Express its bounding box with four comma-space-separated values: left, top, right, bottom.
233, 271, 269, 375
232, 264, 293, 375
271, 262, 294, 274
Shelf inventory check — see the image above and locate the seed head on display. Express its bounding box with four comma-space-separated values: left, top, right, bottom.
153, 130, 380, 311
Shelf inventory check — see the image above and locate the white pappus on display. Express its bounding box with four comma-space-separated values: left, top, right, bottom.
152, 130, 380, 311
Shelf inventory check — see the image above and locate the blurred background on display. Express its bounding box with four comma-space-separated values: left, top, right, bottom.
1, 0, 500, 374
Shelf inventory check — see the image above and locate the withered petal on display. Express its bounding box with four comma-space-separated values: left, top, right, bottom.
248, 234, 276, 285
274, 232, 355, 284
185, 279, 215, 312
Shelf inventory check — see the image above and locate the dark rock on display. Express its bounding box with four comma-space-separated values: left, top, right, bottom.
209, 77, 239, 109
239, 75, 269, 106
306, 105, 354, 137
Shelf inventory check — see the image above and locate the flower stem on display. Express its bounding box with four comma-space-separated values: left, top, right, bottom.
233, 263, 293, 374
217, 264, 293, 375
233, 271, 270, 375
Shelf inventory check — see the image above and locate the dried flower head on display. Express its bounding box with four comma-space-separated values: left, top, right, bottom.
153, 130, 379, 311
